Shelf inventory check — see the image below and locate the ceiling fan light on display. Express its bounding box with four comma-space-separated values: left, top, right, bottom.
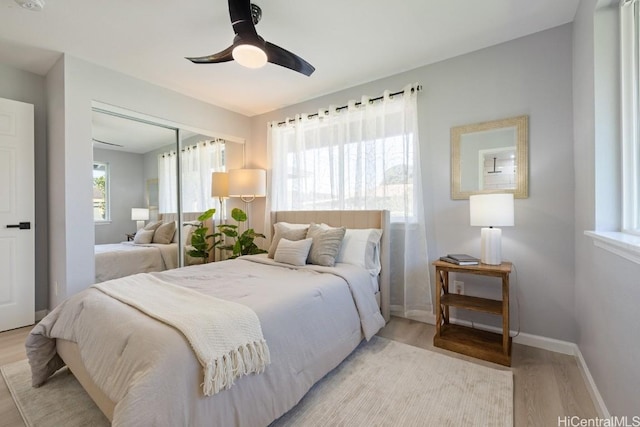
232, 44, 267, 69
14, 0, 44, 11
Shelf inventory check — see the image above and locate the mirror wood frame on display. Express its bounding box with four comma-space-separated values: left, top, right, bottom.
450, 115, 529, 199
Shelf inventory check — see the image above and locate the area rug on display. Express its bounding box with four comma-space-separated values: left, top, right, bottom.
2, 337, 513, 427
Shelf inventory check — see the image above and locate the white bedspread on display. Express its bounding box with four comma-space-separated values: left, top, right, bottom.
26, 255, 385, 427
93, 274, 270, 396
94, 242, 178, 283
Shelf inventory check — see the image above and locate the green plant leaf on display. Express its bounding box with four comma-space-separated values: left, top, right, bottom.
231, 208, 247, 222
197, 208, 216, 222
221, 228, 237, 238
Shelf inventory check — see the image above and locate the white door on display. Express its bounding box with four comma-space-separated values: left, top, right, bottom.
0, 97, 34, 332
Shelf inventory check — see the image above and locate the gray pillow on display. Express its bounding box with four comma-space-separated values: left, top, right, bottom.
306, 223, 346, 267
274, 238, 313, 266
268, 222, 309, 258
153, 221, 176, 244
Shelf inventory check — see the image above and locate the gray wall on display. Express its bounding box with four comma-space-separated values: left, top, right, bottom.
249, 25, 576, 341
573, 0, 640, 417
93, 148, 145, 244
0, 63, 49, 313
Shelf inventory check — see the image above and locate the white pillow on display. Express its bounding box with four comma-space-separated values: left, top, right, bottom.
133, 229, 154, 244
268, 222, 309, 258
336, 228, 383, 275
172, 221, 199, 245
274, 238, 313, 266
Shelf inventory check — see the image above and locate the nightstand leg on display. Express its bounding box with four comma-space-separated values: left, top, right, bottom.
502, 273, 510, 357
435, 268, 442, 337
442, 271, 449, 325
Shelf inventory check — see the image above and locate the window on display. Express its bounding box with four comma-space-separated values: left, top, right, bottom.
269, 88, 421, 223
93, 162, 110, 222
278, 131, 415, 219
157, 139, 225, 213
622, 0, 640, 234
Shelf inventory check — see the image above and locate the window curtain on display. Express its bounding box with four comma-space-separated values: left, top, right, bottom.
266, 84, 432, 320
158, 139, 225, 214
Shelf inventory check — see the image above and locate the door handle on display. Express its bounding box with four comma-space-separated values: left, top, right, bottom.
6, 222, 31, 230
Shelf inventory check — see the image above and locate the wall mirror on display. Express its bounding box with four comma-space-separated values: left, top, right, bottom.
91, 103, 244, 283
450, 115, 528, 199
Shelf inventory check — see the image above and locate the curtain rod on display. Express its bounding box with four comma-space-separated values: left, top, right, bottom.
273, 84, 422, 127
161, 139, 225, 157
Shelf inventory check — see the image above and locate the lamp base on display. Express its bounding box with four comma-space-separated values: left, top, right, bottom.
480, 227, 502, 265
136, 220, 145, 230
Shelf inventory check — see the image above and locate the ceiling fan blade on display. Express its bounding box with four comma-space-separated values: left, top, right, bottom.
229, 0, 251, 24
229, 0, 257, 36
186, 45, 234, 63
265, 42, 315, 76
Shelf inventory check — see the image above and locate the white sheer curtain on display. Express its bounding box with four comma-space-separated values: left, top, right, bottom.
158, 139, 225, 214
267, 84, 432, 320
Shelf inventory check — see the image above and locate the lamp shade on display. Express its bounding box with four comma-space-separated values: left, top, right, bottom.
211, 172, 229, 198
469, 194, 514, 227
131, 208, 149, 221
228, 169, 266, 199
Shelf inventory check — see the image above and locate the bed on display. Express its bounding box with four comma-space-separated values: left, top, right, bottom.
94, 242, 178, 282
27, 210, 390, 427
94, 213, 209, 282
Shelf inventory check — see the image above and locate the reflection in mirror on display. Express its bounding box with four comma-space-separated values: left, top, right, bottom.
91, 108, 230, 283
451, 115, 528, 199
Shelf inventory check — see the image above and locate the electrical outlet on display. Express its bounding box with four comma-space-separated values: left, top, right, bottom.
454, 280, 464, 295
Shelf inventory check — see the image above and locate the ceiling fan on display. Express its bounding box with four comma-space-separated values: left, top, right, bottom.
186, 0, 315, 76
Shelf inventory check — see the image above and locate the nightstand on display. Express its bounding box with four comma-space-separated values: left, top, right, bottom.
432, 260, 512, 366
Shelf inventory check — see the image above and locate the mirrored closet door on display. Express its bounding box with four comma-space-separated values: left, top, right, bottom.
91, 106, 232, 283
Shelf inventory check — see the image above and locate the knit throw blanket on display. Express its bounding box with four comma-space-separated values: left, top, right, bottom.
92, 274, 271, 396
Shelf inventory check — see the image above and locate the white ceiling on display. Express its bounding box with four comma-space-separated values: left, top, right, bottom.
91, 110, 192, 154
0, 0, 579, 117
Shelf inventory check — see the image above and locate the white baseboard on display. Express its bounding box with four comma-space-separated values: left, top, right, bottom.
390, 306, 436, 324
573, 346, 611, 418
35, 310, 48, 322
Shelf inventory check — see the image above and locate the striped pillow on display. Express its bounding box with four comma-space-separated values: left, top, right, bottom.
274, 238, 313, 266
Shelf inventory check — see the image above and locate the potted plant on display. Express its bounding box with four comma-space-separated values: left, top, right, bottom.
213, 208, 267, 259
186, 208, 216, 262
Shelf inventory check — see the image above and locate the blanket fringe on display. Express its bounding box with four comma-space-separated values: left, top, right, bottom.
202, 340, 271, 396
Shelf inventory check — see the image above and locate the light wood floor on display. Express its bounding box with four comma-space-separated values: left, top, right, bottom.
0, 317, 598, 427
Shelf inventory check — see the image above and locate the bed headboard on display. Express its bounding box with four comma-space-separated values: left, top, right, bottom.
158, 212, 202, 222
271, 210, 390, 323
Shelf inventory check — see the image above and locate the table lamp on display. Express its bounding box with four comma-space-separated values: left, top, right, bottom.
469, 193, 514, 265
131, 208, 149, 230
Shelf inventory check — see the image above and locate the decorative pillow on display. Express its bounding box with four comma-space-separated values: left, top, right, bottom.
274, 238, 313, 266
306, 223, 346, 267
133, 229, 154, 244
268, 222, 309, 258
143, 221, 162, 232
153, 221, 176, 244
172, 221, 179, 243
336, 228, 383, 275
